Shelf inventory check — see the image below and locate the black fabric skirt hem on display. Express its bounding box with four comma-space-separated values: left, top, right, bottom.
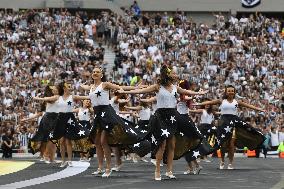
31, 113, 58, 142
149, 110, 202, 161
52, 112, 90, 140
91, 105, 144, 145
215, 114, 264, 151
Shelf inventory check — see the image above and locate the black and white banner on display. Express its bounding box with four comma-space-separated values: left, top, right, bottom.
241, 0, 261, 8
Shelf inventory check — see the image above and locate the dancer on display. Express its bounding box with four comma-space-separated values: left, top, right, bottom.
73, 99, 93, 161
125, 98, 152, 163
139, 96, 162, 166
81, 67, 145, 178
110, 92, 131, 171
188, 99, 217, 162
173, 80, 203, 175
21, 110, 45, 159
110, 92, 130, 115
184, 99, 218, 175
125, 99, 151, 139
119, 65, 207, 180
195, 85, 265, 170
31, 86, 60, 163
34, 82, 90, 167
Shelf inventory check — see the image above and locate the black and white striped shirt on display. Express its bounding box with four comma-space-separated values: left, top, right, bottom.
18, 133, 28, 148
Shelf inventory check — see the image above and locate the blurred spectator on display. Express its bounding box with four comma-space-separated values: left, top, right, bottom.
279, 126, 284, 142
270, 126, 280, 151
17, 126, 28, 153
1, 129, 13, 158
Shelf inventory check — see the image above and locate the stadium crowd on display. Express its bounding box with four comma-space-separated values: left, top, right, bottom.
0, 4, 283, 157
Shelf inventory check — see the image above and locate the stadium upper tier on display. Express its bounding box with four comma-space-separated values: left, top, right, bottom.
1, 0, 284, 12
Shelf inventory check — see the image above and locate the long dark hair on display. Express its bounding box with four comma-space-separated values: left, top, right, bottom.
158, 64, 174, 86
140, 101, 148, 108
179, 80, 191, 107
57, 81, 66, 96
44, 86, 54, 97
40, 103, 46, 112
43, 86, 54, 110
222, 85, 236, 99
179, 80, 190, 90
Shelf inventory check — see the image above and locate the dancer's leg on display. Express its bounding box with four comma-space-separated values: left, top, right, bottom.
155, 140, 166, 179
101, 130, 112, 174
166, 136, 176, 173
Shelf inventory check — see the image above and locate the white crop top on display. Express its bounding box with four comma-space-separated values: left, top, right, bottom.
177, 101, 188, 114
38, 114, 43, 126
156, 85, 177, 109
57, 95, 73, 113
200, 110, 214, 124
78, 108, 90, 121
152, 102, 157, 115
220, 99, 238, 115
89, 83, 110, 107
139, 107, 151, 120
46, 99, 59, 113
110, 97, 119, 114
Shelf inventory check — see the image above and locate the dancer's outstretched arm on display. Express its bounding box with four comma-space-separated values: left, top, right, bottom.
81, 83, 146, 91
177, 86, 208, 96
118, 84, 159, 94
80, 84, 91, 91
73, 95, 90, 101
238, 101, 266, 112
193, 99, 221, 106
120, 85, 147, 90
119, 111, 134, 115
104, 82, 125, 91
20, 112, 43, 122
188, 109, 204, 113
117, 97, 130, 104
140, 97, 157, 103
33, 95, 59, 102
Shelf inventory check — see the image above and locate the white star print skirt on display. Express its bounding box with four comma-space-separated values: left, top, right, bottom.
30, 113, 58, 154
136, 120, 150, 131
91, 105, 145, 145
214, 114, 264, 152
52, 113, 90, 140
198, 124, 216, 140
123, 119, 151, 157
32, 113, 58, 142
184, 120, 216, 162
149, 108, 203, 161
79, 120, 92, 130
72, 120, 93, 153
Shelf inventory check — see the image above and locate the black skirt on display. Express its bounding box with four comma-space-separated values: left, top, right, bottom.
52, 112, 90, 140
149, 109, 202, 161
126, 119, 151, 157
135, 120, 149, 131
184, 121, 216, 162
198, 123, 216, 139
214, 114, 265, 151
79, 120, 92, 130
91, 105, 144, 145
32, 113, 58, 142
184, 138, 215, 162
